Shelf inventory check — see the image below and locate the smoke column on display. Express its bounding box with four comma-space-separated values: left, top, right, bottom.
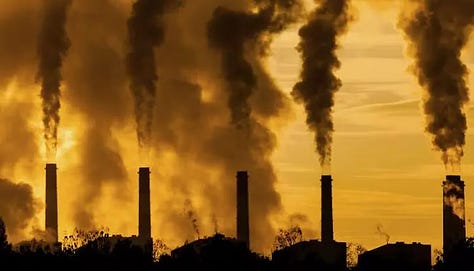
399, 0, 474, 169
208, 0, 302, 130
64, 0, 130, 229
292, 0, 352, 171
126, 0, 180, 155
37, 0, 71, 160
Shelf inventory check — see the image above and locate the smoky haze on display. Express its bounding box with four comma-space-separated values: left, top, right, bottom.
292, 0, 352, 171
399, 0, 474, 169
126, 0, 181, 155
0, 0, 307, 253
0, 179, 40, 241
37, 0, 72, 160
63, 0, 130, 229
204, 0, 302, 251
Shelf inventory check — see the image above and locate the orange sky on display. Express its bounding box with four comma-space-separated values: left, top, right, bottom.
1, 0, 474, 257
270, 0, 474, 253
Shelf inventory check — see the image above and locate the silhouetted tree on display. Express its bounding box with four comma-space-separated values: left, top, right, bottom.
273, 226, 303, 251
433, 238, 474, 271
0, 217, 10, 252
152, 238, 170, 262
346, 243, 366, 269
62, 227, 109, 254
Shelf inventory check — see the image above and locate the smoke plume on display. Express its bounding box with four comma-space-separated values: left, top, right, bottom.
126, 0, 181, 155
204, 0, 302, 251
399, 0, 474, 168
292, 0, 352, 170
207, 0, 302, 129
0, 0, 304, 253
37, 0, 71, 161
0, 179, 40, 241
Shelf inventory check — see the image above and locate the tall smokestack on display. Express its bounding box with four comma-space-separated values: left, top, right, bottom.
237, 171, 249, 248
138, 167, 151, 240
321, 175, 334, 243
443, 175, 466, 254
45, 163, 58, 243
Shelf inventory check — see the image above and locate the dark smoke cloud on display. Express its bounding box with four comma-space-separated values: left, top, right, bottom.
399, 0, 474, 168
146, 0, 301, 252
0, 179, 40, 241
126, 0, 182, 154
207, 0, 302, 129
292, 0, 352, 170
0, 0, 304, 253
63, 0, 130, 228
37, 0, 72, 160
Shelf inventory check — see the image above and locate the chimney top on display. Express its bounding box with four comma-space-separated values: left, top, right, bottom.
444, 175, 464, 187
45, 163, 57, 169
139, 167, 150, 173
321, 175, 332, 181
237, 171, 248, 178
446, 175, 461, 181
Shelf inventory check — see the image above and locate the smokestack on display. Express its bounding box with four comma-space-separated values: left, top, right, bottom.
45, 163, 58, 243
443, 175, 466, 254
321, 175, 334, 243
138, 167, 151, 240
236, 171, 249, 248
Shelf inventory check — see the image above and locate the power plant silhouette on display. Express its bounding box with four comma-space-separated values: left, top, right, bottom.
40, 162, 468, 270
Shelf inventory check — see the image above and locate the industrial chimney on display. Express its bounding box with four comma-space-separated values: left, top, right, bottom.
443, 175, 466, 254
138, 167, 151, 240
321, 175, 334, 243
236, 171, 249, 248
45, 163, 58, 243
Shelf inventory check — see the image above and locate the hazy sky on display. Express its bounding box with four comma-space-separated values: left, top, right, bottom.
270, 0, 474, 252
1, 0, 474, 257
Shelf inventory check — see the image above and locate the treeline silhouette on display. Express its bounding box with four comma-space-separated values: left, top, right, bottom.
1, 219, 474, 271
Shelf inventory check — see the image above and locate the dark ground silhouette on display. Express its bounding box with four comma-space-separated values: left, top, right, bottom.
1, 219, 474, 271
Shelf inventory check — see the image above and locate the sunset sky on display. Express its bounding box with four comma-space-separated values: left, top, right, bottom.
271, 0, 474, 253
1, 0, 474, 257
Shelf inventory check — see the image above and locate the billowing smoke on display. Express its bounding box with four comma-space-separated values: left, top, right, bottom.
399, 0, 474, 168
63, 0, 130, 230
0, 179, 40, 241
207, 0, 302, 129
126, 0, 181, 155
204, 0, 302, 251
0, 2, 41, 241
37, 0, 71, 161
292, 0, 352, 170
0, 0, 304, 253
